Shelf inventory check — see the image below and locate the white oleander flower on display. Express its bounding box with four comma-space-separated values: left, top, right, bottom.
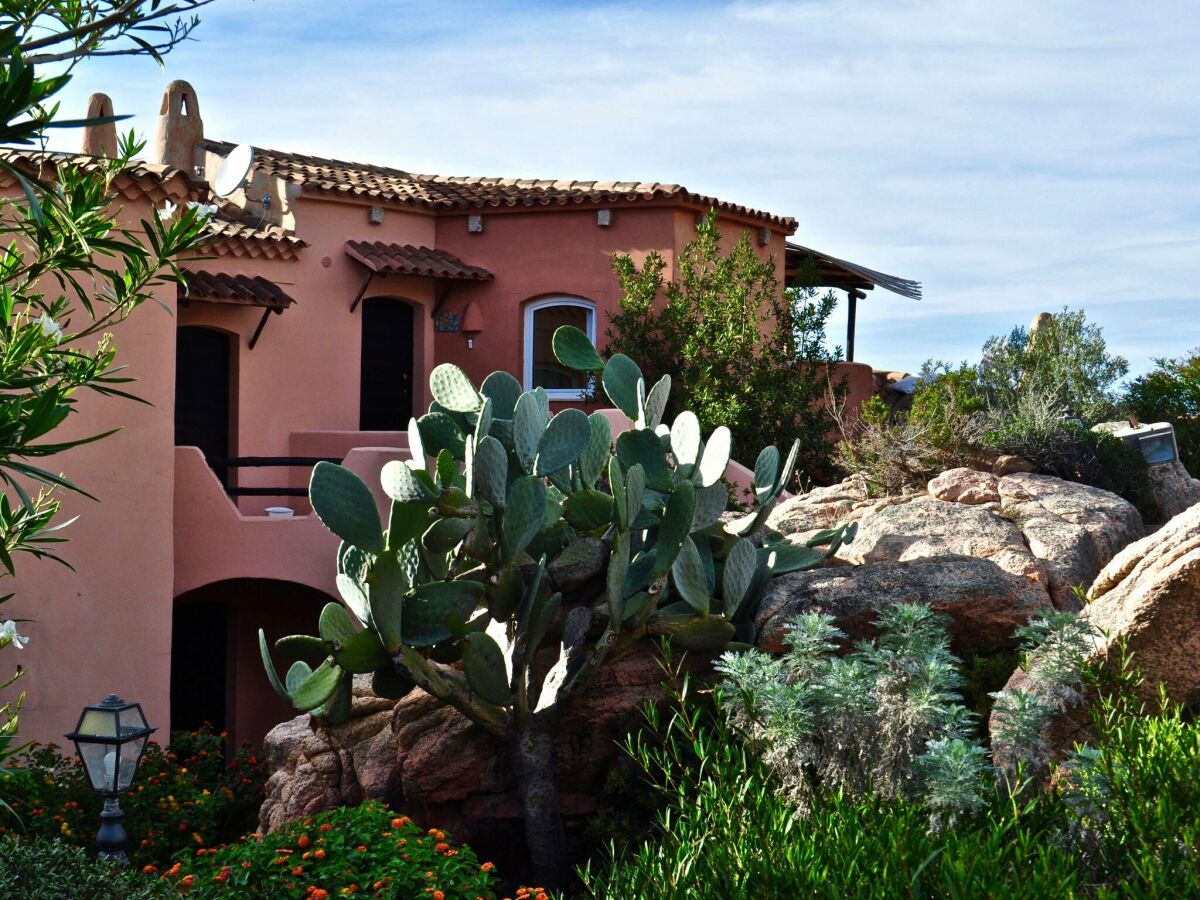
37, 313, 62, 343
157, 200, 178, 221
0, 620, 29, 649
187, 201, 218, 220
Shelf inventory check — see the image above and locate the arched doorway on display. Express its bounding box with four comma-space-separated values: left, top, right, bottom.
171, 578, 332, 749
176, 326, 233, 484
359, 297, 414, 429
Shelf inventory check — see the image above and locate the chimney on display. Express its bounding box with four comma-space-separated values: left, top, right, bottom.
155, 80, 204, 172
81, 93, 117, 157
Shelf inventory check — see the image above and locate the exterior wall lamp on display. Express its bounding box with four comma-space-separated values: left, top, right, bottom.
461, 300, 483, 350
65, 694, 156, 862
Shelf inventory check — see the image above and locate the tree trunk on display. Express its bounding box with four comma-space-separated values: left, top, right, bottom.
509, 719, 566, 889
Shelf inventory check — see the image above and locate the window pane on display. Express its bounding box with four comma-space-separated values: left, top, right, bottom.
532, 305, 590, 391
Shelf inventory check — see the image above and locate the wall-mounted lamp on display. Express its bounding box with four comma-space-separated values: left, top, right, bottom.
461, 300, 483, 350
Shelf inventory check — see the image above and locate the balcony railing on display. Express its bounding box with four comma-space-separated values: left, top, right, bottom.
209, 456, 342, 497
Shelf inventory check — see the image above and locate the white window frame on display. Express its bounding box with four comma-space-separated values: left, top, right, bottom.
523, 296, 596, 400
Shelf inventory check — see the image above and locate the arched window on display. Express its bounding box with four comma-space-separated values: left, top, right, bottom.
523, 297, 596, 399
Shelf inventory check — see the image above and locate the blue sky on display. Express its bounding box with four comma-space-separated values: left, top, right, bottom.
48, 0, 1200, 378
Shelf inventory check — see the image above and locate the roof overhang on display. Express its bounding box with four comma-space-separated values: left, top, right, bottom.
785, 241, 921, 301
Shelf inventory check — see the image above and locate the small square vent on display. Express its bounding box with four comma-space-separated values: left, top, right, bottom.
468, 214, 484, 233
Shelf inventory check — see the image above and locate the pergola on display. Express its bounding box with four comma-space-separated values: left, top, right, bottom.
784, 242, 921, 362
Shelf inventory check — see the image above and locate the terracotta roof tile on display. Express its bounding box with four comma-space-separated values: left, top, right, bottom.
345, 240, 493, 281
0, 149, 192, 202
199, 213, 308, 260
180, 269, 294, 310
200, 140, 794, 229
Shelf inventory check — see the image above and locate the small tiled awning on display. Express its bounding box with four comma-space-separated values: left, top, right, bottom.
179, 269, 295, 311
345, 240, 493, 281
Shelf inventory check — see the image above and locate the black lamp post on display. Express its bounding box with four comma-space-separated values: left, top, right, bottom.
65, 694, 156, 863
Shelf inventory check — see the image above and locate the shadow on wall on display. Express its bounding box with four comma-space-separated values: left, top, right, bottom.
171, 578, 334, 750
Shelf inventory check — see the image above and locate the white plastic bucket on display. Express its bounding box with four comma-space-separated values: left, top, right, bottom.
265, 506, 294, 518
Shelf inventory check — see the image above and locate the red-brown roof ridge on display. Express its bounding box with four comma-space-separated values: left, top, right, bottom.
200, 139, 795, 229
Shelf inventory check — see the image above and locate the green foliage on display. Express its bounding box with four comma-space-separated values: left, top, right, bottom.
984, 416, 1159, 521
577, 669, 1080, 899
158, 802, 497, 898
1126, 348, 1200, 473
605, 211, 841, 483
977, 307, 1128, 423
269, 330, 854, 884
0, 728, 267, 870
1062, 691, 1200, 895
716, 604, 986, 821
0, 833, 171, 899
836, 310, 1157, 518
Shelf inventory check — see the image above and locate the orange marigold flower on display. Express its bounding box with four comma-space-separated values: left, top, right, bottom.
432, 892, 445, 900
181, 875, 195, 886
298, 835, 311, 848
314, 849, 326, 859
481, 862, 495, 872
355, 844, 367, 852
143, 865, 157, 874
304, 817, 314, 826
435, 842, 449, 853
311, 890, 329, 900
292, 866, 304, 876
166, 863, 182, 877
214, 867, 232, 883
319, 822, 333, 832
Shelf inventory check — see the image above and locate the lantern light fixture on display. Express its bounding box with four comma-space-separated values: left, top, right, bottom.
65, 694, 156, 862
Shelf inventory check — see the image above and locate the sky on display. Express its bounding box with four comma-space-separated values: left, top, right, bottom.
47, 0, 1200, 378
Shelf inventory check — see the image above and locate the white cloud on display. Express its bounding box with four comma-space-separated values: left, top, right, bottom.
49, 0, 1200, 373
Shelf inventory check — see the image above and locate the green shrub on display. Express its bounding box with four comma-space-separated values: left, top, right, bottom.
984, 415, 1158, 521
1062, 692, 1200, 895
908, 364, 987, 462
162, 801, 498, 898
0, 727, 266, 869
977, 307, 1128, 423
577, 671, 1080, 899
0, 832, 171, 899
606, 211, 841, 483
1126, 349, 1200, 473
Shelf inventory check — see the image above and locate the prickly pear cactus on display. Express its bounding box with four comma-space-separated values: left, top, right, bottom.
261, 326, 854, 727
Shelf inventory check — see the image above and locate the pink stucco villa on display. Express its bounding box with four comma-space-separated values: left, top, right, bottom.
8, 82, 917, 750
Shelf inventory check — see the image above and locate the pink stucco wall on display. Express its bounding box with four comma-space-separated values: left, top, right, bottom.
10, 191, 179, 745
8, 145, 866, 751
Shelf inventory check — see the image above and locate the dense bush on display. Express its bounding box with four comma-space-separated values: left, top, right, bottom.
836, 309, 1159, 518
0, 832, 171, 899
581, 641, 1200, 898
606, 211, 841, 483
0, 727, 266, 869
577, 670, 1080, 899
977, 307, 1128, 423
163, 801, 498, 899
1061, 690, 1200, 895
1126, 349, 1200, 473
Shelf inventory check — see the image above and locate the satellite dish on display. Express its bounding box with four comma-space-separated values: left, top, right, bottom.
212, 143, 253, 198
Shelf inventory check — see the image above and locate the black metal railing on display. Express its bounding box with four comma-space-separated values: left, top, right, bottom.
208, 456, 342, 497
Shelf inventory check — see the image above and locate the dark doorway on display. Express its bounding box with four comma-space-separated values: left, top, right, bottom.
176, 326, 232, 484
170, 600, 228, 734
171, 580, 331, 748
360, 298, 414, 429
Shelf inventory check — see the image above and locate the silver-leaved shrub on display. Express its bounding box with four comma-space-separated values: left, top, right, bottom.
717, 603, 1096, 830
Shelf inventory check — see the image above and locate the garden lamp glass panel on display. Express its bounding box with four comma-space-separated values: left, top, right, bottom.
66, 695, 155, 796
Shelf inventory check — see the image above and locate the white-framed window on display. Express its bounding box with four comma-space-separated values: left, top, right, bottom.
523, 296, 596, 399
